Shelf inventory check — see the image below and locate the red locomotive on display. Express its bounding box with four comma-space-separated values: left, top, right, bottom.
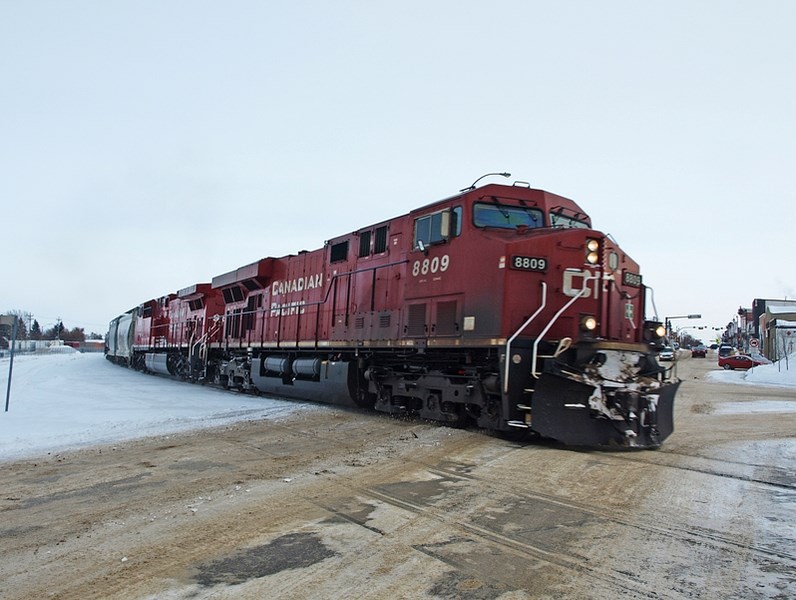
107, 177, 678, 448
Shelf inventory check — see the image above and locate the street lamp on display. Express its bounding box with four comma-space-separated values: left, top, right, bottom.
664, 314, 701, 338
460, 172, 511, 192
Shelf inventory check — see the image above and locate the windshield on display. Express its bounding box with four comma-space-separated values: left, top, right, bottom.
473, 202, 543, 229
549, 211, 590, 229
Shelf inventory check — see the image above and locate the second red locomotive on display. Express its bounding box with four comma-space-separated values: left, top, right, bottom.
107, 178, 678, 448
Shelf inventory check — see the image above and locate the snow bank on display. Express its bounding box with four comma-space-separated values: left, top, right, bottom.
706, 352, 796, 388
2, 349, 794, 463
0, 352, 317, 462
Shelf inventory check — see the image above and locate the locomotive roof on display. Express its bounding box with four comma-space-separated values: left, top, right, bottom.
319, 182, 591, 246
411, 182, 588, 218
171, 182, 594, 298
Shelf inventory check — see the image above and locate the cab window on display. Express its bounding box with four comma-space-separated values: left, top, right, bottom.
473, 202, 543, 229
550, 211, 590, 229
413, 206, 461, 249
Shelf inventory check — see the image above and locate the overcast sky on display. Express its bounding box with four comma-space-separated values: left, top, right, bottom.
2, 1, 794, 337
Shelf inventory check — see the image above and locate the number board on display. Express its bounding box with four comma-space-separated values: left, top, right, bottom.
510, 256, 548, 272
623, 271, 642, 287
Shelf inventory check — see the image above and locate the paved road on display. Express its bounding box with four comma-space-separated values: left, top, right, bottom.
0, 353, 794, 599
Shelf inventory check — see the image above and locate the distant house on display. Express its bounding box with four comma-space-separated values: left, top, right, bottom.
760, 305, 796, 360
752, 298, 796, 338
64, 340, 105, 353
0, 338, 85, 356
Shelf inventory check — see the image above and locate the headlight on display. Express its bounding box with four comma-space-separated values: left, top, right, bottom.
581, 315, 598, 331
643, 320, 667, 347
585, 238, 601, 264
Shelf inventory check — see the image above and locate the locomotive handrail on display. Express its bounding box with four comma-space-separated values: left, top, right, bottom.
531, 272, 598, 379
191, 317, 221, 360
504, 282, 547, 393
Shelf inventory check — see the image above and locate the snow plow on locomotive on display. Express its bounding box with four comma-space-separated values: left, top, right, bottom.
107, 179, 678, 448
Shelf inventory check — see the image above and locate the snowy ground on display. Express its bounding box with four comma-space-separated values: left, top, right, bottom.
0, 350, 319, 462
1, 349, 794, 463
704, 355, 796, 415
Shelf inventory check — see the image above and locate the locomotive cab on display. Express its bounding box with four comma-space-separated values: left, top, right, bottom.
452, 185, 678, 446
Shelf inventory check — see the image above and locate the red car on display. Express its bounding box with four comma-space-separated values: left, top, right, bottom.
691, 345, 707, 358
718, 355, 768, 370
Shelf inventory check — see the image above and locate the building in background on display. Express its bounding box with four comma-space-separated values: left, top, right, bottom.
760, 305, 796, 361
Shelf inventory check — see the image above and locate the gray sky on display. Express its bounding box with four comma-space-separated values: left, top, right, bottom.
2, 1, 794, 338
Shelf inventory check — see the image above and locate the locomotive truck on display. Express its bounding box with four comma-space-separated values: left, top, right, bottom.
107, 178, 678, 448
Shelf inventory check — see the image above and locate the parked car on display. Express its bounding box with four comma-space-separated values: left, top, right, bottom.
718, 354, 767, 370
691, 345, 707, 358
718, 345, 734, 358
709, 343, 719, 350
658, 346, 675, 361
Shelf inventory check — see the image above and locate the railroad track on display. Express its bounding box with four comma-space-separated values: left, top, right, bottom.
311, 442, 795, 599
425, 460, 796, 563
607, 447, 796, 492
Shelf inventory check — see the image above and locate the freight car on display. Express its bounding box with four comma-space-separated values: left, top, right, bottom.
107, 177, 678, 448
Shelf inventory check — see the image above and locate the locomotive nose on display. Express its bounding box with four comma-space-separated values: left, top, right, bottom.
531, 371, 679, 448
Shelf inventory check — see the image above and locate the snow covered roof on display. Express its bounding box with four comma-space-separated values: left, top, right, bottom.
767, 305, 796, 316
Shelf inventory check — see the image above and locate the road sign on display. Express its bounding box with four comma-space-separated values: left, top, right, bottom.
750, 338, 759, 348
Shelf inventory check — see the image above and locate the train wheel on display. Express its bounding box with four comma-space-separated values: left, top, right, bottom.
439, 400, 469, 429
